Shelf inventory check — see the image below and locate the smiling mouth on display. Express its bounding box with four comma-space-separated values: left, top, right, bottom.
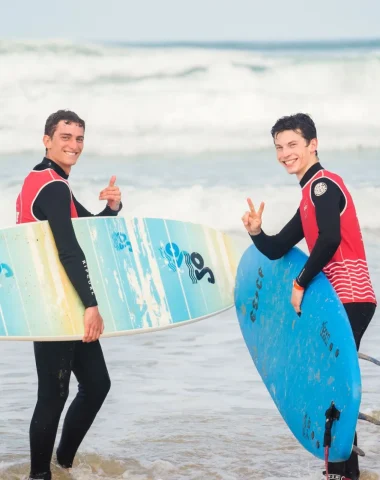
64, 151, 78, 156
283, 159, 297, 166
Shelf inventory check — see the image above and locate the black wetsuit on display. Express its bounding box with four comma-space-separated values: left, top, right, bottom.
250, 163, 376, 480
28, 158, 122, 480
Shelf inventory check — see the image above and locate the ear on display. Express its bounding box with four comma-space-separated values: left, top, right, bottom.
43, 135, 52, 150
309, 138, 318, 155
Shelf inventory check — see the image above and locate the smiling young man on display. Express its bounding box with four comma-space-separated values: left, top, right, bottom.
16, 110, 122, 480
241, 113, 376, 480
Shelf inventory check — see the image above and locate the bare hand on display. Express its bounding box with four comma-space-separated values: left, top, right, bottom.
241, 198, 265, 236
83, 306, 104, 342
291, 285, 304, 316
99, 176, 121, 211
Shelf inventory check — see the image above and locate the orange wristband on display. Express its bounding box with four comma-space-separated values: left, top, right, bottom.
293, 280, 305, 291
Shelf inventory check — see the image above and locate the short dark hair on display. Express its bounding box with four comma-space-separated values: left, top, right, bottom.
44, 110, 85, 138
271, 113, 318, 156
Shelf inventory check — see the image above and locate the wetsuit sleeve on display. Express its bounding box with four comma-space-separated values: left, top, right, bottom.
249, 209, 304, 259
296, 179, 342, 288
73, 196, 122, 218
33, 182, 98, 308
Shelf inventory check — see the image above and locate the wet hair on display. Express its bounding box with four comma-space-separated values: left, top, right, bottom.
44, 110, 85, 138
271, 113, 318, 156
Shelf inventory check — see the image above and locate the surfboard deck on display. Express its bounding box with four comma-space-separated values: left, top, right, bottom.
234, 244, 361, 462
0, 217, 242, 341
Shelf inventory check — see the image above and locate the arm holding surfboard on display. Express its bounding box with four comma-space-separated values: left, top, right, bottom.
241, 186, 342, 316
242, 198, 306, 313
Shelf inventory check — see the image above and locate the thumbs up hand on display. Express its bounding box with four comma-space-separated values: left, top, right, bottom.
99, 175, 121, 211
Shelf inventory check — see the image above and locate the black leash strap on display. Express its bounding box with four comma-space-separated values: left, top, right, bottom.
323, 402, 341, 480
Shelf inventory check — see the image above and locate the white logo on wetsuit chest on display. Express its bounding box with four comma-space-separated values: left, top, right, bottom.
314, 182, 327, 196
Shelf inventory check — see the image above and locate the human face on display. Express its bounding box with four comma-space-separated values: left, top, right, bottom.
274, 129, 318, 181
43, 120, 84, 174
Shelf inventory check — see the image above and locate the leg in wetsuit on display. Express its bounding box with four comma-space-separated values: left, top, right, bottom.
29, 340, 111, 480
327, 302, 376, 480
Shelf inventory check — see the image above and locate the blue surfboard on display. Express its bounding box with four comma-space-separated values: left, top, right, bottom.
234, 244, 361, 462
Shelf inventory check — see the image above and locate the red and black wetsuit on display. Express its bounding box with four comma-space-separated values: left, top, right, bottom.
17, 157, 122, 480
16, 157, 122, 308
250, 162, 376, 479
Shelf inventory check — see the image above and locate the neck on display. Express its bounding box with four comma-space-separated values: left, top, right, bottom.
296, 157, 319, 181
299, 162, 324, 188
46, 154, 71, 175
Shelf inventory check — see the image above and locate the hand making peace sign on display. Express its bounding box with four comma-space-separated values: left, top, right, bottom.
241, 198, 265, 236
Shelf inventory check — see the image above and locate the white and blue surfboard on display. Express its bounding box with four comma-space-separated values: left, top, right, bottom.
234, 244, 361, 462
0, 217, 242, 340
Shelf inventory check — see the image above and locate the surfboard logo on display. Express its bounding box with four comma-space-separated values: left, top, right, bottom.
159, 242, 215, 284
112, 232, 133, 252
250, 267, 264, 322
0, 263, 13, 278
320, 321, 340, 357
320, 321, 331, 345
302, 412, 312, 440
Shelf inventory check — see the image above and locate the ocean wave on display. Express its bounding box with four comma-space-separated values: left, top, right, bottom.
2, 181, 379, 236
0, 39, 379, 156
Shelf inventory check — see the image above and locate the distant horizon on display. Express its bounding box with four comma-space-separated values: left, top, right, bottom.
106, 37, 380, 46
2, 36, 380, 48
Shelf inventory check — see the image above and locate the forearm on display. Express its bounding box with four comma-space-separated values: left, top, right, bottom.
250, 230, 294, 260
48, 215, 98, 308
296, 234, 340, 287
250, 209, 304, 260
96, 203, 122, 217
73, 197, 122, 218
36, 183, 99, 308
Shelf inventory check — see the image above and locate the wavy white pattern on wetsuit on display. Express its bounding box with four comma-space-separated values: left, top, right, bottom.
324, 259, 377, 303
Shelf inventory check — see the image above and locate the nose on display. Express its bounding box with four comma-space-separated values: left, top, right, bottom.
282, 146, 292, 158
281, 146, 294, 159
68, 137, 80, 151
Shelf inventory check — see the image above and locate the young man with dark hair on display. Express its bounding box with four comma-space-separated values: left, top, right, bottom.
242, 113, 376, 480
16, 110, 123, 480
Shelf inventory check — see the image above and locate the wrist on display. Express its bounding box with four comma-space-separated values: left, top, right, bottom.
107, 202, 121, 212
108, 204, 119, 211
293, 279, 305, 291
85, 305, 99, 311
249, 228, 262, 236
